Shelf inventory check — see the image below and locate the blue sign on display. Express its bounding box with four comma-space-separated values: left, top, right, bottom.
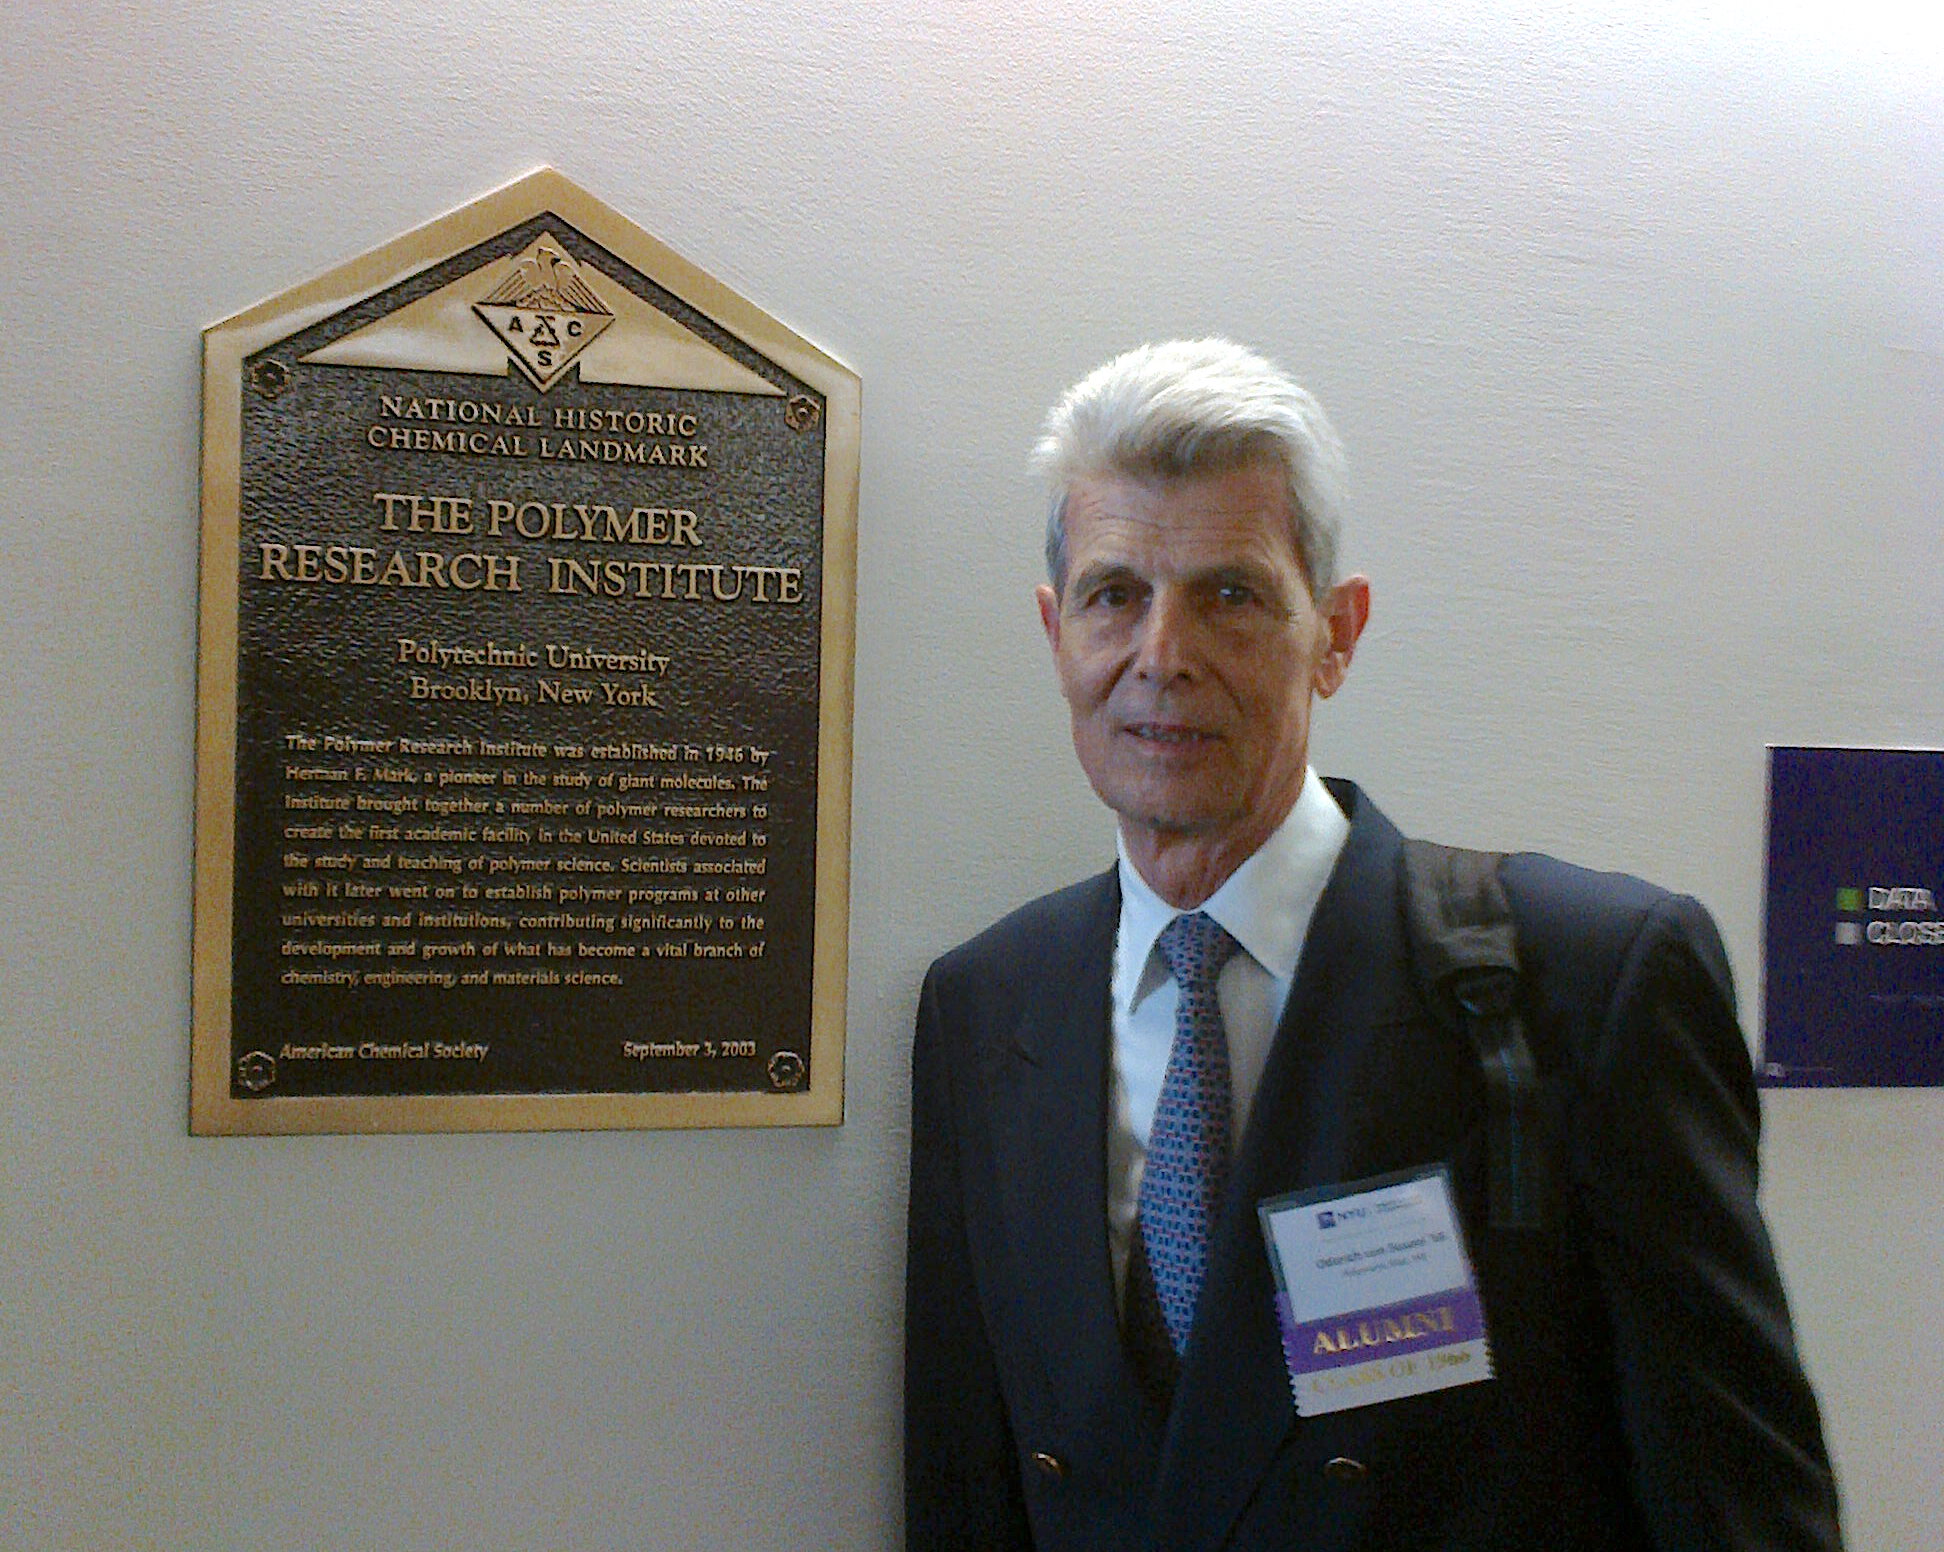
1762, 746, 1944, 1088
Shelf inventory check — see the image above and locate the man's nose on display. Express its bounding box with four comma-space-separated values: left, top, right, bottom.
1132, 587, 1199, 681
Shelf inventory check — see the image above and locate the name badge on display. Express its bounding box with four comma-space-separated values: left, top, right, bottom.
1258, 1165, 1493, 1416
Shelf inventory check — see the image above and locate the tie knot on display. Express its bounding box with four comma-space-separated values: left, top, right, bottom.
1155, 912, 1240, 995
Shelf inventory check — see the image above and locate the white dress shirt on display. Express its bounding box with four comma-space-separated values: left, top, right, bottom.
1106, 768, 1350, 1296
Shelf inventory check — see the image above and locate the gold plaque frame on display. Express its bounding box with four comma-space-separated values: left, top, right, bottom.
192, 168, 857, 1133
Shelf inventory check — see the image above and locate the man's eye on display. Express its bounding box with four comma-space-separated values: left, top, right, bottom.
1090, 583, 1133, 609
1216, 582, 1257, 606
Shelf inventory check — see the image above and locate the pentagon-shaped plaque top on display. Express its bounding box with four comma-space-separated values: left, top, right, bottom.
193, 169, 857, 1134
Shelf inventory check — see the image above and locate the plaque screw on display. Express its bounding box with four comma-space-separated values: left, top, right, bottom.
250, 359, 292, 398
767, 1050, 806, 1090
784, 394, 821, 432
236, 1050, 278, 1092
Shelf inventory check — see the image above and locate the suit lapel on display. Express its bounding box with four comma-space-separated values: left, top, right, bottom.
982, 871, 1163, 1464
1152, 787, 1422, 1551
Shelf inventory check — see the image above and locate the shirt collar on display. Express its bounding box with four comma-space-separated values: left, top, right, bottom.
1113, 767, 1350, 1014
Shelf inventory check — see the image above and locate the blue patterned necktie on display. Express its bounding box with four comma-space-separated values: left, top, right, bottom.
1138, 911, 1242, 1354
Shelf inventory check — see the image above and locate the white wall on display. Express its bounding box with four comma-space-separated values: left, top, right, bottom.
4, 3, 1939, 1547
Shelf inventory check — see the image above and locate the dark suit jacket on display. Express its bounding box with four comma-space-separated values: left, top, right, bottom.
906, 782, 1841, 1551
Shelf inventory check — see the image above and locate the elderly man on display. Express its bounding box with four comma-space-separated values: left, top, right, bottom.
904, 340, 1841, 1551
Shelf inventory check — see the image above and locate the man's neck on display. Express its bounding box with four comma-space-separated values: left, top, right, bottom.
1121, 811, 1288, 910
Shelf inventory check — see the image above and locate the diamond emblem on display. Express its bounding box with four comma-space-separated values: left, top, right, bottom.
472, 233, 614, 390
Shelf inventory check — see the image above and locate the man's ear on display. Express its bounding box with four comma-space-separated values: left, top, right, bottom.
1036, 583, 1062, 653
1313, 575, 1371, 699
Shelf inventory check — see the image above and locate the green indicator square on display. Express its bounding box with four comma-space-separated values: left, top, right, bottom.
1836, 887, 1863, 913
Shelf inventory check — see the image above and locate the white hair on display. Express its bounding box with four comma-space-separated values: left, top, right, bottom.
1031, 338, 1348, 597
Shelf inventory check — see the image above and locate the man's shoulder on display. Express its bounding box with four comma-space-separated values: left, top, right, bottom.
1498, 848, 1669, 919
928, 868, 1118, 987
1331, 780, 1715, 968
1494, 848, 1728, 987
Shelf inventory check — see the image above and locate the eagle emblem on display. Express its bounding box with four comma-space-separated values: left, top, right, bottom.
472, 234, 615, 390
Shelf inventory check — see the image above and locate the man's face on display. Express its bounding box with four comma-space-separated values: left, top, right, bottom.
1036, 460, 1366, 864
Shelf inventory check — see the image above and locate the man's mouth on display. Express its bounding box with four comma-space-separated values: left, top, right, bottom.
1123, 722, 1217, 746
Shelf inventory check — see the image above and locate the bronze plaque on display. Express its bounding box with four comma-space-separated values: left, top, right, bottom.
192, 169, 857, 1133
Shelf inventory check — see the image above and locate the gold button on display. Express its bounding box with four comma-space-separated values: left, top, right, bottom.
1029, 1450, 1066, 1481
1323, 1456, 1367, 1483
